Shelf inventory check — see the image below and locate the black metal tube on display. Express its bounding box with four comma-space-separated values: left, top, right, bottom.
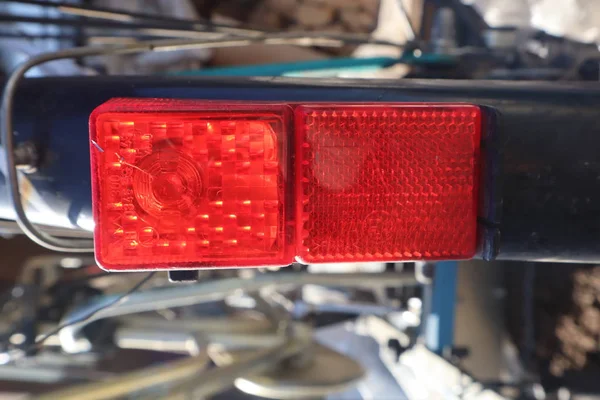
9, 77, 600, 262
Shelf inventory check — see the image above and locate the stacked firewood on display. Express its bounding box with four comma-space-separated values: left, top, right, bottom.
247, 0, 381, 33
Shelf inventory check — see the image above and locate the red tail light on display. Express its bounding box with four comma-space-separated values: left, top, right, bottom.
90, 99, 481, 271
295, 105, 480, 263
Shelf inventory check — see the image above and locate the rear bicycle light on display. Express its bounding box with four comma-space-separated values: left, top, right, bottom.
90, 100, 292, 270
90, 99, 481, 271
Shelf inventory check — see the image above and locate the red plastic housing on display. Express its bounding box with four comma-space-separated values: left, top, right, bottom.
90, 99, 292, 270
295, 105, 481, 263
90, 99, 481, 271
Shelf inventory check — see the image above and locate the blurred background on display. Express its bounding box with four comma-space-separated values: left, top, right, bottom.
0, 1, 600, 399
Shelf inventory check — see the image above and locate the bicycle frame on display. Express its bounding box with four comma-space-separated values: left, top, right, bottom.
6, 76, 600, 262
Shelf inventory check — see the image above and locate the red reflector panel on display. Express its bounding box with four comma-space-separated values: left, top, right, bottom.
295, 105, 481, 263
90, 100, 291, 270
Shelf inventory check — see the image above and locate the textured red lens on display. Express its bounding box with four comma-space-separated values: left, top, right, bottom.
90, 99, 292, 270
295, 105, 481, 263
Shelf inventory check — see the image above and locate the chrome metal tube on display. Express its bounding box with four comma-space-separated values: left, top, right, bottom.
58, 272, 418, 353
34, 354, 210, 400
2, 36, 401, 253
114, 316, 283, 352
165, 336, 309, 399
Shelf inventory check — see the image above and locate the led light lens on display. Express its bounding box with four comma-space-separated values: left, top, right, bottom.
295, 105, 481, 263
90, 99, 291, 270
91, 99, 482, 270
